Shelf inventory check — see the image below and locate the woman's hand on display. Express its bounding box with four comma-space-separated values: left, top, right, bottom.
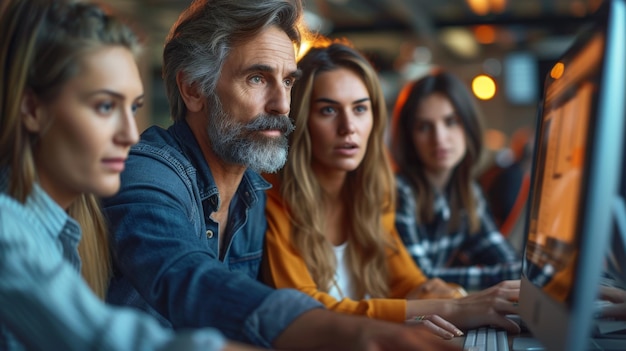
406, 280, 521, 333
445, 280, 521, 333
407, 278, 466, 299
405, 314, 464, 340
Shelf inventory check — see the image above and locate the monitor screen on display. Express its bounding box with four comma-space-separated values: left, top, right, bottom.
519, 1, 626, 350
524, 32, 601, 305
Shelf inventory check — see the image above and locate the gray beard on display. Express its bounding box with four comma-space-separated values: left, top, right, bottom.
206, 94, 295, 173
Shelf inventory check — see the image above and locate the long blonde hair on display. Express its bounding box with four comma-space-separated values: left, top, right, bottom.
0, 0, 141, 298
281, 43, 395, 298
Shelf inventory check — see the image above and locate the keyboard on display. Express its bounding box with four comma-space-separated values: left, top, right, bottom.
463, 327, 510, 351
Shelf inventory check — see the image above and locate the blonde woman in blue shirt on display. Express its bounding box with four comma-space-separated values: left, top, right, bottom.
0, 0, 258, 350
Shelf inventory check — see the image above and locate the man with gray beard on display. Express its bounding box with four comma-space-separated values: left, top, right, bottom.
206, 93, 294, 174
102, 0, 460, 350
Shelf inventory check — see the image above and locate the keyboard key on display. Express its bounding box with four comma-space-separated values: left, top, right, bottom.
463, 327, 510, 351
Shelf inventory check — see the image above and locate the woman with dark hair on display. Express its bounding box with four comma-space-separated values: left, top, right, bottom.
391, 70, 522, 291
263, 43, 521, 336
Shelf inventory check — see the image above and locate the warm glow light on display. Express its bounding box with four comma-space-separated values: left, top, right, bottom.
590, 0, 603, 12
472, 74, 496, 100
474, 25, 496, 44
490, 0, 507, 13
297, 41, 313, 61
296, 35, 342, 61
570, 0, 587, 17
466, 0, 508, 15
467, 0, 489, 15
550, 62, 565, 79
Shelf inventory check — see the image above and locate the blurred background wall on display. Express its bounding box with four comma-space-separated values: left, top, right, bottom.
105, 0, 602, 171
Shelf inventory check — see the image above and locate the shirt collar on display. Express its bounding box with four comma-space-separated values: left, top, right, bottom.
168, 120, 271, 211
0, 167, 80, 243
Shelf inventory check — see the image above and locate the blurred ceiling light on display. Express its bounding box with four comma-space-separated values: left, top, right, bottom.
466, 0, 508, 15
467, 0, 489, 15
472, 74, 497, 100
439, 28, 480, 59
474, 25, 496, 44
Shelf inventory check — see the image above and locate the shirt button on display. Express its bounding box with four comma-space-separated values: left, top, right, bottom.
206, 230, 214, 239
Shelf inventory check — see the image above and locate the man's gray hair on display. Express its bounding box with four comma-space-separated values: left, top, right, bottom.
163, 0, 303, 121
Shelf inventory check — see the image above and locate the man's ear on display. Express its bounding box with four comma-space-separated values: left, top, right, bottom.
20, 90, 45, 133
177, 71, 205, 113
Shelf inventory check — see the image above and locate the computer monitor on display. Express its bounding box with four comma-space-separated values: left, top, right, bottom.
518, 1, 626, 350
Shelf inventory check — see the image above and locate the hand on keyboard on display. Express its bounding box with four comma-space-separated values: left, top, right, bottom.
405, 314, 464, 339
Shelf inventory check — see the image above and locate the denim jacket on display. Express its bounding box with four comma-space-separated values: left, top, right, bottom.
102, 121, 321, 347
0, 170, 225, 351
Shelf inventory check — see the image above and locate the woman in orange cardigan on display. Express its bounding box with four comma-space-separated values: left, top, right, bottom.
262, 41, 521, 336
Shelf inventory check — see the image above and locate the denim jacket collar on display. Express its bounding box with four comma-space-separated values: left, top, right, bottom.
167, 120, 272, 213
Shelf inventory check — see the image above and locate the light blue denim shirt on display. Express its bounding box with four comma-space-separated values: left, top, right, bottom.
102, 120, 322, 347
0, 170, 225, 351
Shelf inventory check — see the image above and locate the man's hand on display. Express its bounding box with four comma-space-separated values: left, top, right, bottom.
274, 309, 461, 351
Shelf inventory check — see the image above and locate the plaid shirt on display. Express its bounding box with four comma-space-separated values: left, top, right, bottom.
395, 175, 522, 291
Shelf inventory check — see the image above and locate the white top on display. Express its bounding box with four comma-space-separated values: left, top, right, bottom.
328, 242, 370, 300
